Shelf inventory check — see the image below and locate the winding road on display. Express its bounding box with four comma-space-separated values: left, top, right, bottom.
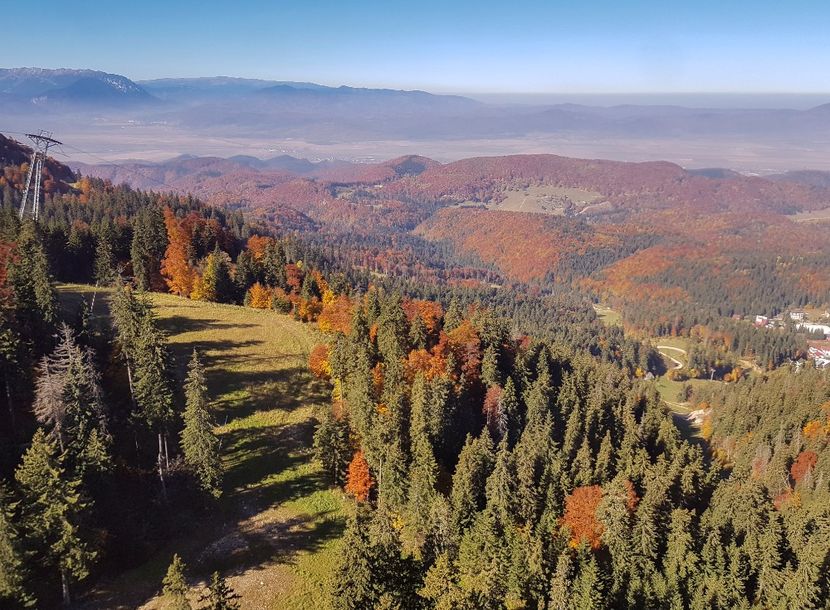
656, 345, 687, 370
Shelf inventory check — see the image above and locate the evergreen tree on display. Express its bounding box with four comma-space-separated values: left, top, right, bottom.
181, 350, 222, 497
33, 324, 109, 477
199, 246, 234, 303
450, 434, 495, 536
262, 241, 287, 290
233, 250, 258, 302
443, 298, 463, 333
199, 572, 241, 610
313, 410, 352, 486
94, 220, 117, 285
8, 221, 56, 347
331, 507, 379, 610
570, 547, 607, 610
409, 314, 427, 350
162, 554, 191, 610
481, 344, 501, 388
15, 429, 95, 607
0, 483, 30, 607
131, 206, 167, 291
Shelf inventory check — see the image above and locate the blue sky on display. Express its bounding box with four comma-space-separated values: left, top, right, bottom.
4, 0, 828, 93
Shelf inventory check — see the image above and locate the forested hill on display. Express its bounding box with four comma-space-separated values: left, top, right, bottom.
1, 139, 829, 609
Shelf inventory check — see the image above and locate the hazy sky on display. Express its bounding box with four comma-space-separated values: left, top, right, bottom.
4, 0, 829, 93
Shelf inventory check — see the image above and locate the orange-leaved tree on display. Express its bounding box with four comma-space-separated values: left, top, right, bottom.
160, 208, 196, 296
562, 485, 604, 549
345, 450, 373, 502
246, 282, 272, 309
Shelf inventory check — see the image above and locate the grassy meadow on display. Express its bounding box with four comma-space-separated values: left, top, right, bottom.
58, 285, 346, 610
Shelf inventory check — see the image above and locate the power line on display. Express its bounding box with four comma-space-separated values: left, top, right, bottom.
2, 129, 182, 192
56, 142, 182, 192
19, 131, 62, 221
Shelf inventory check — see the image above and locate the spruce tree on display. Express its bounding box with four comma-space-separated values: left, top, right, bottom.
33, 324, 109, 477
313, 410, 352, 486
331, 507, 378, 610
131, 206, 167, 291
8, 221, 56, 348
200, 246, 234, 303
162, 553, 191, 610
570, 547, 607, 610
262, 241, 287, 290
481, 344, 501, 388
15, 429, 95, 607
443, 298, 463, 333
181, 350, 221, 497
0, 483, 30, 607
199, 572, 240, 610
94, 221, 117, 285
409, 314, 427, 350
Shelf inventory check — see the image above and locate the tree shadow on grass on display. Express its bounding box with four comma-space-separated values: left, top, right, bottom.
198, 510, 346, 577
156, 314, 258, 337
221, 419, 322, 505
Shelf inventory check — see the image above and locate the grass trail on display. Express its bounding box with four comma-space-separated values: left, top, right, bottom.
59, 285, 346, 610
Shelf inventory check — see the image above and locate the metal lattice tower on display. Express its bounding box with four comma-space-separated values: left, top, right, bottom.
19, 131, 62, 221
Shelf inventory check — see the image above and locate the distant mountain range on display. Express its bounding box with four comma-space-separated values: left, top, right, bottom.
3, 67, 830, 171
0, 68, 155, 107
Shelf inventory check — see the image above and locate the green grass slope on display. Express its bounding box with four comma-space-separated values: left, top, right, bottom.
59, 285, 346, 610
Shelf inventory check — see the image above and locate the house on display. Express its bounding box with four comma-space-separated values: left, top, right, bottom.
789, 310, 807, 322
754, 315, 768, 326
808, 346, 830, 368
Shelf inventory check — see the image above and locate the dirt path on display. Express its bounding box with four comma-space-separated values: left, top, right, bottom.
656, 345, 686, 370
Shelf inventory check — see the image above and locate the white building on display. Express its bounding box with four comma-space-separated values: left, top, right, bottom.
798, 322, 830, 338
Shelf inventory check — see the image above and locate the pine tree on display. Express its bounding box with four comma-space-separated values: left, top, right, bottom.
405, 427, 439, 557
331, 507, 379, 610
570, 547, 607, 610
0, 483, 30, 607
593, 431, 614, 484
162, 553, 191, 610
198, 246, 234, 303
419, 552, 464, 610
481, 344, 501, 388
15, 429, 95, 607
548, 550, 573, 610
313, 410, 352, 486
181, 350, 221, 497
455, 507, 512, 609
233, 250, 258, 302
131, 206, 168, 291
199, 572, 240, 610
262, 241, 287, 290
409, 314, 427, 350
485, 439, 516, 524
450, 434, 495, 536
443, 298, 463, 333
33, 324, 109, 477
94, 221, 117, 285
8, 221, 56, 346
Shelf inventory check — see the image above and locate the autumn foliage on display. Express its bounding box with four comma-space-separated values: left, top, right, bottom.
345, 450, 373, 502
308, 344, 331, 379
246, 282, 272, 309
562, 485, 604, 549
160, 208, 196, 296
791, 450, 818, 484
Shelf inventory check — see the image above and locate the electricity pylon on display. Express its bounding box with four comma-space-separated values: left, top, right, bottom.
19, 131, 62, 221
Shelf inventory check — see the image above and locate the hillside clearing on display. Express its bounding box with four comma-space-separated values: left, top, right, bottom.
475, 185, 603, 215
58, 285, 345, 610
